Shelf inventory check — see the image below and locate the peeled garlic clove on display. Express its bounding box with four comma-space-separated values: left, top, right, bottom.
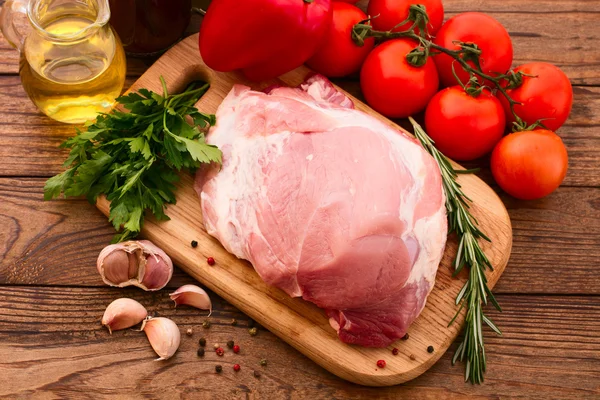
141, 317, 181, 361
97, 240, 173, 291
169, 285, 212, 315
102, 298, 147, 334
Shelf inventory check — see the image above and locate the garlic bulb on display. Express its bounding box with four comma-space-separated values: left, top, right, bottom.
102, 298, 147, 334
97, 240, 173, 291
141, 317, 181, 361
169, 284, 212, 315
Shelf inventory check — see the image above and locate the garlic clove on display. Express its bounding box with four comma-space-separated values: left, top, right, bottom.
141, 253, 173, 290
141, 317, 181, 361
169, 285, 212, 315
102, 298, 147, 334
136, 240, 173, 290
97, 240, 173, 291
98, 245, 131, 286
127, 252, 138, 279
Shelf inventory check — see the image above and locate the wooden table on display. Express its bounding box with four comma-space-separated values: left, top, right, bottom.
1, 1, 599, 398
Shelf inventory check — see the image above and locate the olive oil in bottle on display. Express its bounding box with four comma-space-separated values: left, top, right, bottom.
18, 13, 126, 124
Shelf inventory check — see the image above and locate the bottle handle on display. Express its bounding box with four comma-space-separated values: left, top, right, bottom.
0, 0, 28, 51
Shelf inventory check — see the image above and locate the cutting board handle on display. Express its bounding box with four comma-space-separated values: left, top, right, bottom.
128, 35, 219, 98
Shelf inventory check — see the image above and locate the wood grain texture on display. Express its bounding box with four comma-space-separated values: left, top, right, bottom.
1, 286, 598, 399
86, 34, 511, 386
0, 178, 197, 289
2, 179, 599, 295
0, 0, 598, 395
1, 78, 597, 187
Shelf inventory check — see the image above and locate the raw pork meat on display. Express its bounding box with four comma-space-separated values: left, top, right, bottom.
196, 75, 447, 347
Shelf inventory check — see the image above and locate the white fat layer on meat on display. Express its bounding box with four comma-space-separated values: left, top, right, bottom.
410, 203, 447, 285
203, 135, 291, 260
201, 86, 291, 260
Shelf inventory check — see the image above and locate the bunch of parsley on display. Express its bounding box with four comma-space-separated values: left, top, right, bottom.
44, 77, 222, 242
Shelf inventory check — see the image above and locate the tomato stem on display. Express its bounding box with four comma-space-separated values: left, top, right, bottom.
352, 19, 529, 130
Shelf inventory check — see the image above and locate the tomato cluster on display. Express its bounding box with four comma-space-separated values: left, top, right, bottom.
306, 0, 572, 201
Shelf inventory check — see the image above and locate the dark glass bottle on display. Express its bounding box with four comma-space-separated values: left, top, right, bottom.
109, 0, 192, 56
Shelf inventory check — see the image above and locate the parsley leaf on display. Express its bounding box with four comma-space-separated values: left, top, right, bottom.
44, 77, 221, 242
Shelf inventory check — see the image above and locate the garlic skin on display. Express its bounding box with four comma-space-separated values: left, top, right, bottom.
102, 298, 148, 334
169, 285, 212, 315
97, 240, 173, 291
141, 317, 181, 361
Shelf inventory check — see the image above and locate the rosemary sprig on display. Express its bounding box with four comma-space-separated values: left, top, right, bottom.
410, 116, 502, 384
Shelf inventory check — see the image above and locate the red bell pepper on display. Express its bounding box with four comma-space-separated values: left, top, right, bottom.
199, 0, 332, 81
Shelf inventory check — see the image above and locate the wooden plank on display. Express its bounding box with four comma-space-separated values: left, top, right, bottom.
0, 286, 598, 399
0, 177, 196, 289
1, 0, 598, 84
0, 76, 140, 178
85, 34, 511, 386
0, 78, 597, 186
1, 178, 598, 295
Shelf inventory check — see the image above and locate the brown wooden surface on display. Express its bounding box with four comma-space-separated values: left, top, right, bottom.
0, 0, 599, 397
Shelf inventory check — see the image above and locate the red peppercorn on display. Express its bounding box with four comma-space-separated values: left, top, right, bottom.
216, 347, 224, 356
233, 364, 241, 372
392, 348, 399, 355
207, 257, 215, 266
376, 359, 386, 368
233, 345, 240, 354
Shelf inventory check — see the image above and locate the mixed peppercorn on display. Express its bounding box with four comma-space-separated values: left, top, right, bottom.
187, 306, 439, 377
193, 321, 263, 376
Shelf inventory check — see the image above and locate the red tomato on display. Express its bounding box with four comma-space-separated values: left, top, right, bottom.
491, 129, 568, 200
424, 86, 505, 161
334, 0, 358, 2
499, 63, 573, 131
360, 39, 439, 118
433, 12, 513, 87
368, 0, 444, 36
306, 2, 374, 77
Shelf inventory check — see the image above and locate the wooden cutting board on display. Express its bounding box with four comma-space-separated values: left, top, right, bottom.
97, 34, 512, 387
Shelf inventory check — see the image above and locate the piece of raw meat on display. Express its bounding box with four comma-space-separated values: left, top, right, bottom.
195, 75, 447, 347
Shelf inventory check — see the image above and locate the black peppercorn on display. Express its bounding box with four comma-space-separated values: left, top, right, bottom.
197, 348, 205, 357
215, 365, 223, 373
199, 337, 206, 346
254, 370, 261, 378
402, 333, 409, 340
231, 319, 238, 326
248, 327, 258, 336
202, 320, 211, 329
427, 345, 434, 353
227, 340, 235, 349
191, 240, 198, 248
259, 359, 267, 366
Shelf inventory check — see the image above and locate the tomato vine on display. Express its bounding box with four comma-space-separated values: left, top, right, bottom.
352, 5, 540, 132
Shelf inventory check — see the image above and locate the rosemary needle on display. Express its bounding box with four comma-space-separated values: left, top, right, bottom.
410, 116, 502, 384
